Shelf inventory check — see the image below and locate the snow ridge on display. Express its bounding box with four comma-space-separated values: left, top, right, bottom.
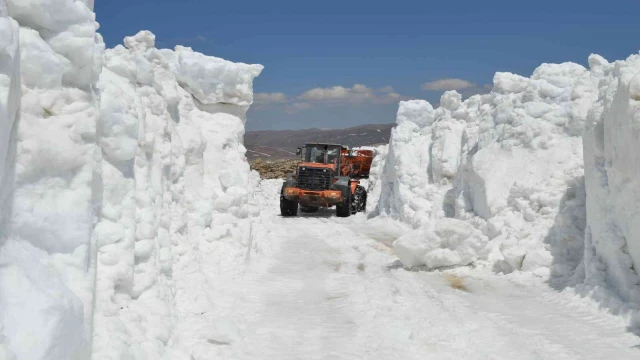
373, 51, 640, 330
0, 0, 103, 358
0, 0, 19, 231
93, 31, 262, 358
582, 53, 640, 312
0, 2, 262, 357
354, 144, 388, 212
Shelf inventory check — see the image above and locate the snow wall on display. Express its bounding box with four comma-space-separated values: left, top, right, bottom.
92, 31, 262, 359
582, 53, 640, 306
0, 1, 262, 358
354, 144, 388, 212
374, 51, 640, 311
0, 0, 104, 358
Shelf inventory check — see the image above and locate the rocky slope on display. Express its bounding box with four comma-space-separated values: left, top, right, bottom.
250, 158, 298, 179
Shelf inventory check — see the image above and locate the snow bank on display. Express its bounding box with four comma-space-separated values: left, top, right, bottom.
582, 53, 640, 305
0, 3, 262, 357
0, 0, 103, 358
0, 1, 19, 229
376, 50, 640, 326
376, 63, 590, 272
0, 5, 20, 356
355, 144, 388, 212
91, 31, 262, 358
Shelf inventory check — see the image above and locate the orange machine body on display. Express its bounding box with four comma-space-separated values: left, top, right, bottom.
283, 187, 343, 207
282, 145, 374, 212
340, 149, 374, 179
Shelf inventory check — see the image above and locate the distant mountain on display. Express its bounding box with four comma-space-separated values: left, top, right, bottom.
244, 123, 394, 161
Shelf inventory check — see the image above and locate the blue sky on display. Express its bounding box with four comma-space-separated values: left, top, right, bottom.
95, 0, 640, 130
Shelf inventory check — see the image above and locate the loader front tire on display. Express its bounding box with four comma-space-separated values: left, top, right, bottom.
280, 189, 298, 217
336, 189, 351, 218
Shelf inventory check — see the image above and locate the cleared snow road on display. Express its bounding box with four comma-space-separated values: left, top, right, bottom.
170, 180, 639, 359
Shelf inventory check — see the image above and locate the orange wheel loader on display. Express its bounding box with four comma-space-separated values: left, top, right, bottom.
280, 143, 374, 218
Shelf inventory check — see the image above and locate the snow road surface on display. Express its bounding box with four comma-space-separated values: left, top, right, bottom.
170, 179, 639, 359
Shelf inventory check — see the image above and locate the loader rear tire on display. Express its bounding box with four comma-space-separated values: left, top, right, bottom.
362, 189, 367, 212
353, 185, 366, 214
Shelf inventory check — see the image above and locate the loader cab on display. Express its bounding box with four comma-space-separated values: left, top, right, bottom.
300, 143, 344, 169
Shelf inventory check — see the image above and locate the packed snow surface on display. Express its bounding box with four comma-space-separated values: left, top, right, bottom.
160, 179, 639, 359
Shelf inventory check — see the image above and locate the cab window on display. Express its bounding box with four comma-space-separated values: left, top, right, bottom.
305, 145, 341, 165
327, 148, 339, 164
307, 146, 325, 163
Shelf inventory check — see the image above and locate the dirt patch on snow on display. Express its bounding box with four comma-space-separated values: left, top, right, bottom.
444, 274, 470, 292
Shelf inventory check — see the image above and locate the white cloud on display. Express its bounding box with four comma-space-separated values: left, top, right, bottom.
298, 84, 374, 103
285, 102, 312, 113
297, 84, 402, 105
422, 78, 476, 91
254, 92, 287, 104
252, 84, 405, 113
373, 91, 403, 104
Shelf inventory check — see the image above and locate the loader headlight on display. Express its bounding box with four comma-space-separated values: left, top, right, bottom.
323, 169, 327, 172
301, 167, 306, 171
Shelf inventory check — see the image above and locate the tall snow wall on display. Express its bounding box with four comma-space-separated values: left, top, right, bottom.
0, 0, 104, 358
0, 1, 262, 358
582, 53, 640, 305
375, 62, 591, 275
354, 144, 388, 212
376, 50, 640, 314
0, 1, 19, 231
92, 31, 262, 359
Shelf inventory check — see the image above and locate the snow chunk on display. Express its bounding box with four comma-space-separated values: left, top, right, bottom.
123, 30, 155, 52
18, 26, 71, 89
393, 218, 489, 269
494, 72, 529, 93
395, 99, 434, 128
7, 0, 103, 87
440, 90, 462, 111
173, 46, 263, 106
0, 239, 89, 360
